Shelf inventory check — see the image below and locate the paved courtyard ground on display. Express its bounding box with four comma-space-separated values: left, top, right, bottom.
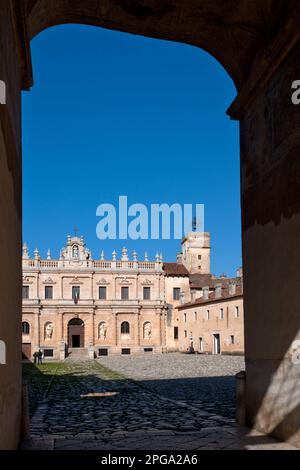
21, 355, 296, 450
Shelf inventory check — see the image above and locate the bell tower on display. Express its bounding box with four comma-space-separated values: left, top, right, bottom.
181, 232, 210, 274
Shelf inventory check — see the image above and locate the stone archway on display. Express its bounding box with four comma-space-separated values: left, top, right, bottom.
68, 318, 85, 348
1, 0, 300, 449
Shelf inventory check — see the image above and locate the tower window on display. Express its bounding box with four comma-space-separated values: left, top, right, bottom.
198, 255, 202, 260
173, 288, 180, 300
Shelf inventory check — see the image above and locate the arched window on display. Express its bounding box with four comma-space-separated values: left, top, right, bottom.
98, 321, 107, 339
22, 321, 30, 335
121, 321, 130, 335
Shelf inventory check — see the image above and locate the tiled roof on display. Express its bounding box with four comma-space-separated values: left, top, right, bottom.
189, 274, 234, 289
163, 263, 190, 277
177, 285, 243, 310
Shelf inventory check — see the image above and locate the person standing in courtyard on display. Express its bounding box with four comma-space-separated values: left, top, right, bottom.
37, 349, 43, 365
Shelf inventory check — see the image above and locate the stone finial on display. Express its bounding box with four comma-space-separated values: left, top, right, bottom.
144, 251, 148, 262
122, 247, 128, 261
156, 252, 160, 262
67, 235, 71, 244
160, 253, 163, 262
132, 250, 138, 261
22, 242, 29, 259
47, 249, 52, 260
100, 250, 105, 261
112, 250, 117, 261
34, 248, 40, 260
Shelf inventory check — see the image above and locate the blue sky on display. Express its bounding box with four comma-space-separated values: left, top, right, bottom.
22, 24, 241, 276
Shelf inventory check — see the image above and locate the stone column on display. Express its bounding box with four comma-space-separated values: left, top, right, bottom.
227, 34, 300, 447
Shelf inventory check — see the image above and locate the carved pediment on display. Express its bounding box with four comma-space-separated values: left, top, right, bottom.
69, 277, 84, 285
141, 278, 154, 286
42, 277, 56, 285
22, 276, 34, 284
96, 278, 110, 285
119, 277, 133, 285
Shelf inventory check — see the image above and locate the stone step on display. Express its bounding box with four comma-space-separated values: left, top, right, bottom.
66, 348, 89, 360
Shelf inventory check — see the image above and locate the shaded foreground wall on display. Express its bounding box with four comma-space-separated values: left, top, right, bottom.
233, 38, 300, 447
0, 1, 23, 450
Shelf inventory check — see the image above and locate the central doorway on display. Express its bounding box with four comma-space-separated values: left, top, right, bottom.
68, 318, 84, 348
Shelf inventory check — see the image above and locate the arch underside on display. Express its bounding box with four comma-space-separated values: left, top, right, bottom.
24, 0, 294, 90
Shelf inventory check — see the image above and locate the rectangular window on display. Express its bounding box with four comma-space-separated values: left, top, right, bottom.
121, 286, 129, 300
194, 311, 197, 321
121, 348, 131, 355
43, 349, 54, 358
45, 286, 53, 299
174, 326, 179, 340
230, 335, 235, 345
184, 330, 187, 338
98, 348, 108, 356
206, 310, 210, 320
220, 308, 224, 320
22, 286, 29, 299
72, 286, 80, 300
99, 286, 107, 300
144, 348, 153, 353
173, 288, 180, 300
143, 287, 151, 300
235, 306, 239, 318
184, 313, 187, 323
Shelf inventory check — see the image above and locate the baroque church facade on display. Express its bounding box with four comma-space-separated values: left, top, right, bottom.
22, 232, 244, 360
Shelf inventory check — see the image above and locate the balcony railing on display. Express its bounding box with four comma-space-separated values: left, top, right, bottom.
23, 258, 161, 271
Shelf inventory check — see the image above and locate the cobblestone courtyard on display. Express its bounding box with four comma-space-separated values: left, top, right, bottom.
22, 355, 296, 450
